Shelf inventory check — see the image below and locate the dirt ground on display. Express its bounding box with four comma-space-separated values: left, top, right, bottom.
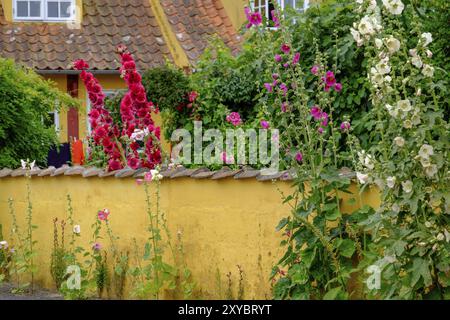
0, 282, 63, 300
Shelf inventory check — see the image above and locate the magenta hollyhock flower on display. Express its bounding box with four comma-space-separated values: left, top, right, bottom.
318, 127, 324, 134
271, 10, 280, 27
310, 106, 322, 120
295, 152, 303, 163
275, 54, 282, 62
281, 44, 290, 54
244, 7, 262, 28
279, 83, 288, 96
260, 120, 270, 129
340, 121, 351, 132
264, 83, 273, 93
97, 209, 110, 221
320, 112, 329, 126
311, 65, 319, 75
334, 83, 343, 92
283, 62, 290, 68
272, 73, 279, 80
292, 52, 300, 65
226, 112, 242, 126
324, 84, 332, 92
92, 243, 102, 251
325, 71, 336, 87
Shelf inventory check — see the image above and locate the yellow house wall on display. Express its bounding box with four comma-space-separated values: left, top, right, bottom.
0, 176, 380, 299
222, 0, 248, 30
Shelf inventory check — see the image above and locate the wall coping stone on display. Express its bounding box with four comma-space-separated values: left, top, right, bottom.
0, 165, 354, 183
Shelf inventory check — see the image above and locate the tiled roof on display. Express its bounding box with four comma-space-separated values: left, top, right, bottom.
160, 0, 241, 63
0, 166, 356, 182
0, 0, 171, 71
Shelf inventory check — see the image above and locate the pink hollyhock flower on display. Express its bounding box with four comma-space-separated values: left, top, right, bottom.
260, 120, 270, 129
275, 54, 282, 62
281, 44, 290, 54
310, 106, 322, 120
320, 112, 329, 126
226, 112, 242, 126
340, 121, 351, 132
279, 83, 288, 96
325, 71, 336, 87
244, 7, 262, 28
221, 152, 235, 165
292, 53, 300, 65
108, 159, 122, 171
311, 65, 319, 75
318, 127, 324, 134
144, 171, 153, 182
283, 63, 290, 68
92, 243, 102, 251
97, 209, 110, 221
295, 152, 303, 163
281, 102, 289, 112
189, 91, 198, 102
127, 157, 140, 170
334, 83, 343, 92
264, 83, 273, 93
271, 10, 280, 27
272, 73, 279, 80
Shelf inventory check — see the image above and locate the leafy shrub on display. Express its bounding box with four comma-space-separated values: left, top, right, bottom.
0, 58, 77, 168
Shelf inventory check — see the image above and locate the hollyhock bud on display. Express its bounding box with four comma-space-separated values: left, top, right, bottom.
260, 120, 270, 129
340, 121, 351, 132
275, 54, 282, 62
295, 152, 303, 163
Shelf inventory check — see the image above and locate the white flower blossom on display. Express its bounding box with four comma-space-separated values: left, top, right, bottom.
422, 64, 434, 78
358, 16, 375, 36
382, 0, 404, 15
394, 137, 405, 147
150, 169, 164, 181
397, 99, 412, 113
418, 144, 434, 159
392, 203, 400, 213
376, 57, 391, 75
0, 241, 8, 250
426, 49, 433, 58
73, 225, 81, 234
385, 104, 399, 118
375, 38, 383, 49
420, 32, 433, 47
356, 172, 370, 184
436, 233, 445, 241
401, 180, 413, 193
425, 164, 438, 178
131, 129, 145, 141
411, 55, 423, 69
386, 176, 396, 189
385, 36, 400, 54
411, 114, 421, 126
350, 28, 364, 46
403, 119, 413, 129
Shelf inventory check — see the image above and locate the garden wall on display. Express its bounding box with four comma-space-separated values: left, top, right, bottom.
0, 166, 380, 299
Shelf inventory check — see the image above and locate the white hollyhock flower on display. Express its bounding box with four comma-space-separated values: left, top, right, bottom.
356, 172, 369, 184
411, 114, 421, 126
375, 38, 383, 49
385, 36, 400, 54
425, 164, 438, 178
376, 57, 391, 74
403, 119, 413, 129
394, 137, 405, 147
401, 180, 413, 193
392, 203, 400, 213
411, 55, 423, 68
385, 104, 399, 118
418, 144, 434, 159
444, 229, 450, 243
73, 225, 81, 234
436, 233, 445, 241
422, 64, 434, 78
350, 28, 364, 46
397, 99, 412, 112
386, 176, 396, 189
421, 32, 433, 46
420, 157, 431, 168
426, 49, 433, 58
409, 49, 418, 57
364, 155, 375, 170
150, 169, 163, 181
131, 129, 145, 141
0, 241, 8, 249
382, 0, 404, 15
358, 16, 375, 35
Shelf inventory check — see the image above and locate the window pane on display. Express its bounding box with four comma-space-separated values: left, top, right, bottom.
30, 1, 41, 17
60, 2, 71, 18
47, 1, 59, 17
285, 0, 296, 8
17, 1, 29, 17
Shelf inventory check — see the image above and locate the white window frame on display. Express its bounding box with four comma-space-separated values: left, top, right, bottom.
42, 109, 60, 133
250, 0, 310, 20
13, 0, 76, 22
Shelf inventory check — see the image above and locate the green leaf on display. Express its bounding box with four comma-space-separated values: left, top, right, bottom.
276, 218, 289, 231
289, 264, 309, 285
326, 209, 341, 221
336, 239, 355, 258
323, 287, 347, 300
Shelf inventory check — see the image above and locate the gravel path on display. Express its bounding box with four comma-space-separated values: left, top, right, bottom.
0, 283, 63, 300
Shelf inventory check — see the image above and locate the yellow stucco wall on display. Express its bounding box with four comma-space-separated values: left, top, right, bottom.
0, 176, 381, 299
222, 0, 248, 30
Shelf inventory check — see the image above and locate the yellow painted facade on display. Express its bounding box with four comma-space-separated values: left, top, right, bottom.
0, 176, 381, 299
